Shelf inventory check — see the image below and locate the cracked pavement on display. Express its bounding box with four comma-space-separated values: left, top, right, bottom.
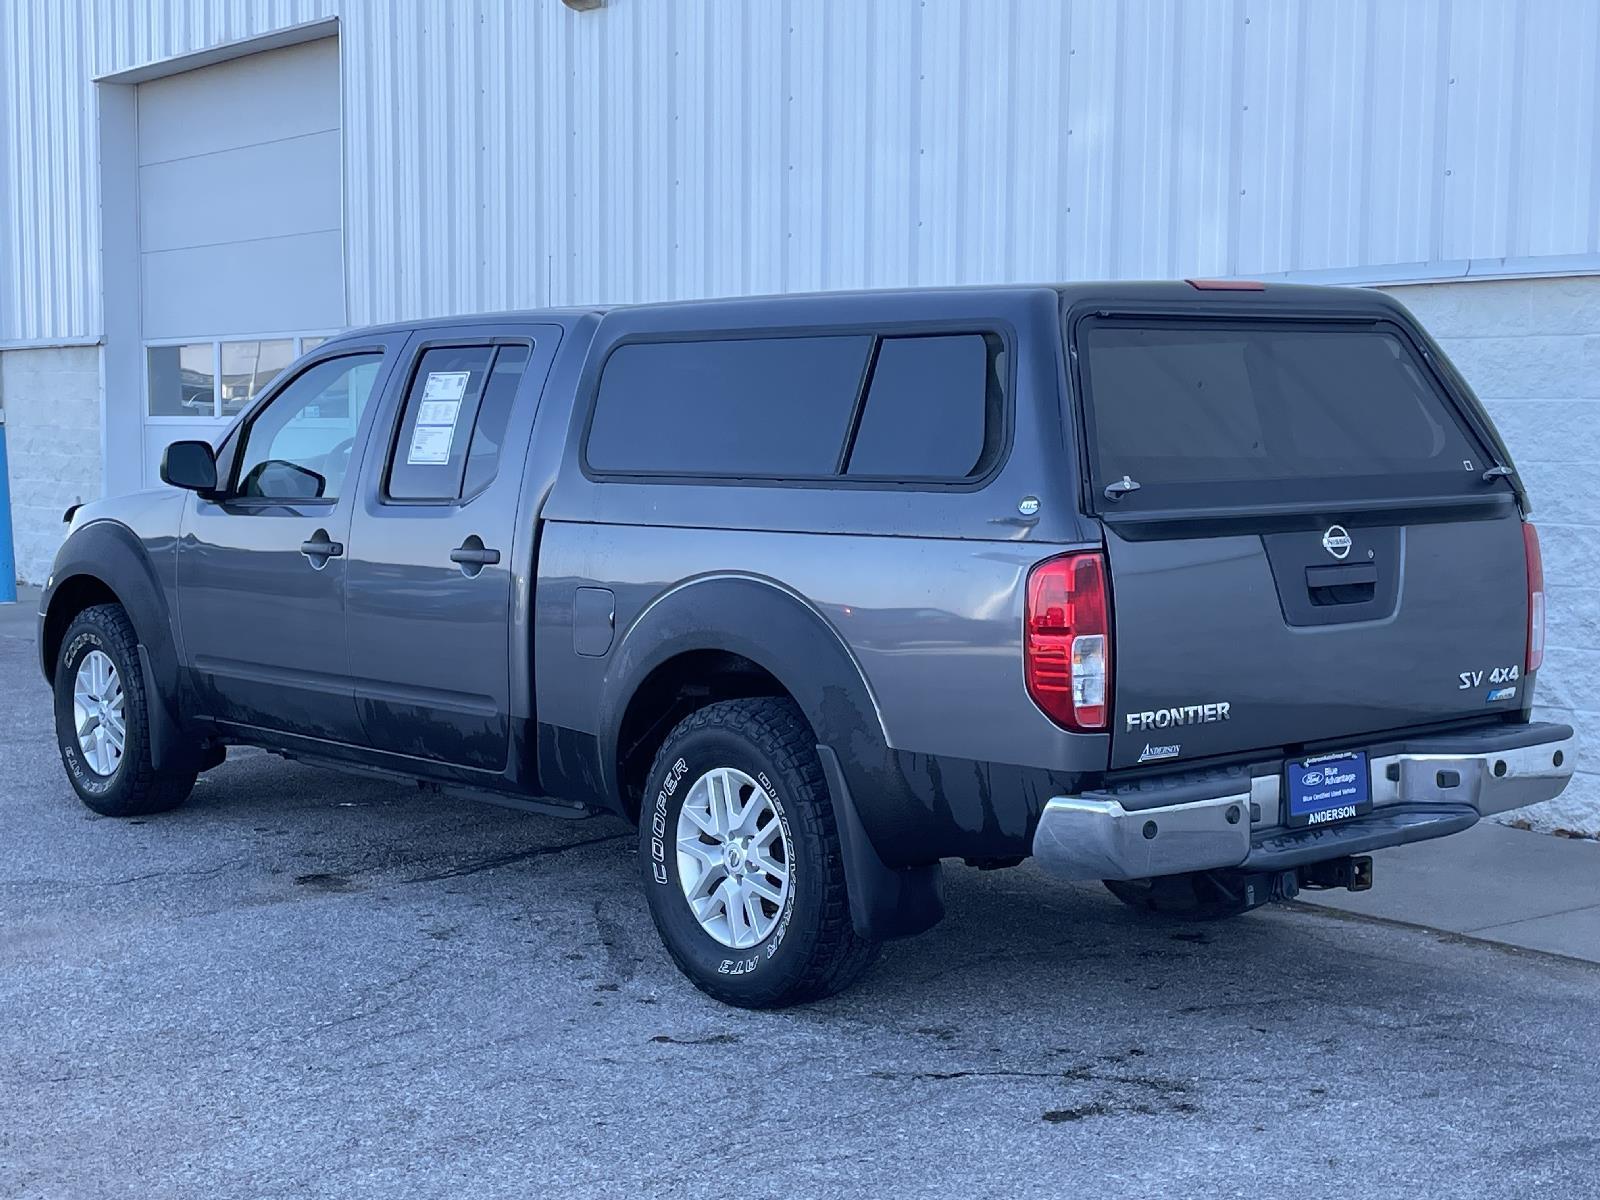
2, 618, 1599, 1198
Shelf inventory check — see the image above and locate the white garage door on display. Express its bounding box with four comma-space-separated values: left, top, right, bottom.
138, 37, 344, 485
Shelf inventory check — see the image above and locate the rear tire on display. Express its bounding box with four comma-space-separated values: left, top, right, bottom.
53, 604, 197, 817
639, 698, 880, 1008
1103, 871, 1268, 921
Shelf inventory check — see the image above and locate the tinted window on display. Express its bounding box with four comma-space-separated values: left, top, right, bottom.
462, 345, 532, 498
587, 336, 872, 476
1079, 320, 1486, 505
387, 346, 495, 501
234, 354, 383, 501
846, 334, 999, 478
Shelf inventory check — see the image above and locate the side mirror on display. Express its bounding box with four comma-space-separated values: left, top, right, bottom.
160, 440, 219, 494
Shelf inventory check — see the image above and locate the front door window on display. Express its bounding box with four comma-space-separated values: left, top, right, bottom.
233, 354, 383, 501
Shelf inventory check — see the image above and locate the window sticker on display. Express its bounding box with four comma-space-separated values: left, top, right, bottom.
406, 371, 471, 465
422, 371, 470, 402
407, 424, 455, 465
417, 399, 461, 426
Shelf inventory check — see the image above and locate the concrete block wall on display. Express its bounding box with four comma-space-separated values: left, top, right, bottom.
1382, 276, 1599, 836
0, 347, 102, 586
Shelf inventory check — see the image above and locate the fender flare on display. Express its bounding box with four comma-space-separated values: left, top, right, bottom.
598, 574, 944, 941
41, 521, 196, 771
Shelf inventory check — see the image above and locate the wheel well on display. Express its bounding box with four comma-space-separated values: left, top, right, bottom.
41, 575, 121, 683
615, 650, 794, 822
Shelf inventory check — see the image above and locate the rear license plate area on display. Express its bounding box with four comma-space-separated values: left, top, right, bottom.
1286, 751, 1371, 828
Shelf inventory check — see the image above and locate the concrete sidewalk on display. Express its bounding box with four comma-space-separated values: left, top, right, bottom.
1302, 820, 1600, 963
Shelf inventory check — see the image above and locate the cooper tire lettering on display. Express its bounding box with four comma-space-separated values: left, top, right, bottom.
635, 698, 878, 1008
647, 756, 690, 888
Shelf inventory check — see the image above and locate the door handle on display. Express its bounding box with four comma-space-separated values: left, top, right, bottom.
1305, 562, 1377, 589
300, 529, 344, 569
450, 537, 500, 577
1305, 561, 1377, 606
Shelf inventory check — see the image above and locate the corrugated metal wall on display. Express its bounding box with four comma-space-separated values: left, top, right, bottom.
0, 0, 338, 344
340, 0, 1600, 324
4, 0, 1600, 343
2, 0, 102, 344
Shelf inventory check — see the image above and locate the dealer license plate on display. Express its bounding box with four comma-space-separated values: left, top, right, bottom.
1286, 751, 1371, 828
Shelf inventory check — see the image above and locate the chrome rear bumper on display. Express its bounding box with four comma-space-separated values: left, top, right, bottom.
1032, 723, 1576, 882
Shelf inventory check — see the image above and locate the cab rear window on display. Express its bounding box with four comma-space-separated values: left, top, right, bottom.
1077, 318, 1492, 508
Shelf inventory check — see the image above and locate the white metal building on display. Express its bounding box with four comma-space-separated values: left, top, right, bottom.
1, 0, 1597, 830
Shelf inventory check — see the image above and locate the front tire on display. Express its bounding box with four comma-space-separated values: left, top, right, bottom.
53, 604, 197, 817
639, 698, 879, 1008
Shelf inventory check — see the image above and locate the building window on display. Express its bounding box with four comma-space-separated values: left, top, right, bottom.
146, 344, 217, 417
145, 333, 338, 420
220, 339, 297, 416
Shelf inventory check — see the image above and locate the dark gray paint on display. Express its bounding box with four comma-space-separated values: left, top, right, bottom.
343, 323, 563, 771
173, 333, 408, 743
571, 587, 615, 657
36, 282, 1543, 880
1106, 511, 1529, 769
532, 523, 1096, 770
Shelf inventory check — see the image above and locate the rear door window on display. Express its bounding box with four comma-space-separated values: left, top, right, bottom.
387, 343, 530, 502
586, 335, 873, 477
1077, 319, 1489, 507
462, 345, 531, 498
388, 346, 494, 500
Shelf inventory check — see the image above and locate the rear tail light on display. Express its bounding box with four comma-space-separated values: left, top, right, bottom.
1524, 521, 1545, 673
1025, 552, 1112, 731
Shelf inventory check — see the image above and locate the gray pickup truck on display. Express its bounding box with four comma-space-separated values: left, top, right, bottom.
38, 282, 1575, 1007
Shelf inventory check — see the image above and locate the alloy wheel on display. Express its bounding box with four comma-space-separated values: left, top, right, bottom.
675, 767, 793, 949
72, 650, 126, 776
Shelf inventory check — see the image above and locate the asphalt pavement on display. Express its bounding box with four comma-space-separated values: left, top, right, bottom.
3, 597, 1599, 1199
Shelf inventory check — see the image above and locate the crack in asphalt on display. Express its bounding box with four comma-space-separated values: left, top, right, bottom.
301, 966, 430, 1039
868, 1061, 1204, 1125
0, 860, 250, 891
871, 1068, 1066, 1081
110, 859, 249, 887
403, 832, 629, 883
870, 1065, 1195, 1093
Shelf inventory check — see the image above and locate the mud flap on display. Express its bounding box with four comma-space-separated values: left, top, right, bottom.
816, 744, 945, 941
137, 643, 196, 773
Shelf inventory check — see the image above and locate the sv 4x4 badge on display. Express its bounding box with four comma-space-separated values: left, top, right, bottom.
1460, 665, 1520, 704
1459, 665, 1519, 689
